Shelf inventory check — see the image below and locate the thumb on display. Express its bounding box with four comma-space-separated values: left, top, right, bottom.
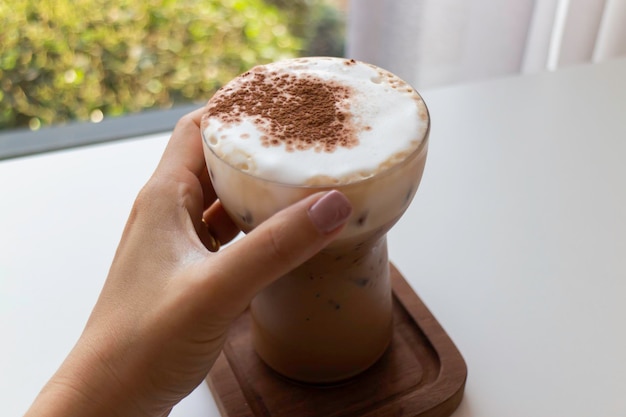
207, 190, 353, 313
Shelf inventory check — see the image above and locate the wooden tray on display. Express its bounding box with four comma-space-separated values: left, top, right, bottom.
206, 263, 467, 417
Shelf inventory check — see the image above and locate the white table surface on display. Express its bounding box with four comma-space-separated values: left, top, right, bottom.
2, 58, 626, 416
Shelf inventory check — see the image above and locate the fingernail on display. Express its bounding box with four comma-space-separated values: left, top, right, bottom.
308, 190, 353, 234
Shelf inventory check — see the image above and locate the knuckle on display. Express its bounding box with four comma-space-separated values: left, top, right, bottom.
127, 179, 162, 226
174, 112, 197, 131
133, 180, 159, 212
265, 220, 297, 265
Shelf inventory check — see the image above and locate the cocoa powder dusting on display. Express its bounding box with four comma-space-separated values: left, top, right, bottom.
206, 68, 359, 152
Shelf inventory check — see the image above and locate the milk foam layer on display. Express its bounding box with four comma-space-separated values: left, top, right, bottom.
202, 57, 429, 185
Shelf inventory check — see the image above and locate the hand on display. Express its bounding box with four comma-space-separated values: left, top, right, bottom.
25, 108, 352, 417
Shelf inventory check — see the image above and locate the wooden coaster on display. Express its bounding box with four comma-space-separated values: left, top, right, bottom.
206, 263, 467, 417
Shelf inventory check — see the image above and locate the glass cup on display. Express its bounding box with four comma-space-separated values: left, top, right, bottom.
201, 59, 430, 384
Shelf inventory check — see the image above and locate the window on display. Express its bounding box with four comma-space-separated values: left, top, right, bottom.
0, 0, 347, 133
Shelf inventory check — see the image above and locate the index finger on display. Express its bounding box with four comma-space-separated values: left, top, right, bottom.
155, 106, 218, 207
158, 106, 208, 179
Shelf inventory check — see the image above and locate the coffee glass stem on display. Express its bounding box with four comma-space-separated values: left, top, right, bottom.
250, 232, 393, 384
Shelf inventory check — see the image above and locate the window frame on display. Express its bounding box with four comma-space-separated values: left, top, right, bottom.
0, 104, 200, 160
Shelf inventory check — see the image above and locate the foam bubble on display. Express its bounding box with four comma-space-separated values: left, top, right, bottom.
202, 57, 429, 185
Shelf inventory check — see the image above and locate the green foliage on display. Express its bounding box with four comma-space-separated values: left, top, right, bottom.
265, 0, 345, 57
301, 1, 345, 57
0, 0, 302, 129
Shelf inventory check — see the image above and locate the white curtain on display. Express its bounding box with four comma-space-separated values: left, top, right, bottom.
347, 0, 626, 89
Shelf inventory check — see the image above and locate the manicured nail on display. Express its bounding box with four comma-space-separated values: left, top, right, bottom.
308, 190, 353, 234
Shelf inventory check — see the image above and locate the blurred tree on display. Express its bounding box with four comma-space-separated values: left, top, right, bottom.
0, 0, 302, 129
266, 0, 345, 57
301, 1, 345, 57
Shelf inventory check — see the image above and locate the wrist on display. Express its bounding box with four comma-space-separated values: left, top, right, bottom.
25, 339, 154, 417
25, 375, 112, 417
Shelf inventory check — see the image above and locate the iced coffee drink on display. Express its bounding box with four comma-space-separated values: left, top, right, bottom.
201, 57, 429, 383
